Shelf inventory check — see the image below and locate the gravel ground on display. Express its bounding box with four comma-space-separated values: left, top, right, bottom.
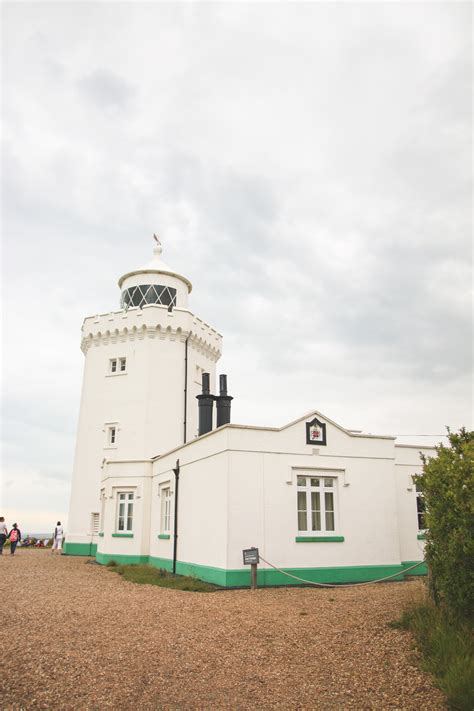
2, 550, 445, 710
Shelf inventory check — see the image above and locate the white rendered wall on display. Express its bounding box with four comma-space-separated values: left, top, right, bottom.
394, 444, 435, 562
150, 428, 229, 568
98, 459, 153, 559
225, 419, 403, 572
66, 303, 221, 547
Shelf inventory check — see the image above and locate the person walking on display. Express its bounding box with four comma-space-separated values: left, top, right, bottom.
0, 517, 8, 555
51, 521, 64, 555
8, 523, 21, 555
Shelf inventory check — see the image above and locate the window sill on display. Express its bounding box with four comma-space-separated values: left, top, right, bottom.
417, 533, 427, 540
106, 372, 127, 377
98, 532, 104, 538
295, 536, 345, 543
112, 533, 134, 538
158, 534, 171, 540
103, 445, 118, 450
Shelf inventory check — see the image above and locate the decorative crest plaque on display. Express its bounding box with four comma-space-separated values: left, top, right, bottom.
306, 416, 327, 446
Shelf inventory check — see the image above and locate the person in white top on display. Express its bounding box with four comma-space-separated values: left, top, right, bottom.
0, 517, 8, 555
51, 521, 64, 555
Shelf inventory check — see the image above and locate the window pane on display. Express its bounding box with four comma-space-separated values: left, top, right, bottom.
297, 476, 306, 487
111, 360, 117, 372
119, 493, 125, 501
310, 478, 320, 487
325, 511, 335, 531
325, 492, 334, 511
298, 511, 307, 530
311, 492, 321, 530
324, 478, 333, 487
120, 358, 126, 371
128, 492, 134, 501
311, 491, 320, 510
297, 491, 307, 510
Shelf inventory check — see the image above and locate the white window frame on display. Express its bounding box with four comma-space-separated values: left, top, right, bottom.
100, 491, 106, 534
160, 485, 172, 534
415, 482, 426, 532
91, 512, 100, 535
104, 422, 119, 449
296, 475, 339, 534
116, 491, 134, 533
108, 357, 127, 376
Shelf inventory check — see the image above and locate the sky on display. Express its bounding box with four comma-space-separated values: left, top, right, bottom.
2, 1, 472, 532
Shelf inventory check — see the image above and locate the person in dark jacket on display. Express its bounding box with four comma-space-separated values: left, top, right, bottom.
0, 517, 8, 555
8, 523, 21, 555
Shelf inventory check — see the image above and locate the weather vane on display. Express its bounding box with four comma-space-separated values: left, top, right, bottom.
153, 233, 161, 247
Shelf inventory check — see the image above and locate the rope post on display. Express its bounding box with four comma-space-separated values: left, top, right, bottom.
251, 562, 257, 590
243, 547, 260, 589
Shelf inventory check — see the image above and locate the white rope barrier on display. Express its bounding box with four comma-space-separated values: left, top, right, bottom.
257, 555, 426, 588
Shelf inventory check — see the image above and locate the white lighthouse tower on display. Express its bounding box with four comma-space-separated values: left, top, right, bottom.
65, 238, 222, 555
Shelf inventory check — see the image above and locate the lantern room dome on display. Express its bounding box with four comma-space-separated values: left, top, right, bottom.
118, 237, 192, 311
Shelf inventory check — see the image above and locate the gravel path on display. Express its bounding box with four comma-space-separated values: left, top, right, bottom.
2, 550, 445, 710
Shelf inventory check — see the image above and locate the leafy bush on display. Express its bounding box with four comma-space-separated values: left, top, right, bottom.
394, 598, 474, 711
415, 428, 474, 621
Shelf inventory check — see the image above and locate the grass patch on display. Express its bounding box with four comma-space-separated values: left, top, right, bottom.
107, 564, 219, 592
392, 598, 474, 710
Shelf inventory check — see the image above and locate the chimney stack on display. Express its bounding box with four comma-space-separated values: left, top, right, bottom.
216, 374, 233, 428
197, 373, 214, 436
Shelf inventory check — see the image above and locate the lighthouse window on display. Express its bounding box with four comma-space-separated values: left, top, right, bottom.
117, 492, 134, 532
109, 358, 127, 375
105, 423, 119, 448
120, 284, 177, 311
296, 476, 338, 533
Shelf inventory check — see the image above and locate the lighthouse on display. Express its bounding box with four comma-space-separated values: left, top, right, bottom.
64, 238, 222, 555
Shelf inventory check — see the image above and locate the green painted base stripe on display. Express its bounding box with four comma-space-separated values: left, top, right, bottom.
401, 560, 428, 576
95, 553, 427, 587
112, 533, 134, 538
295, 536, 345, 542
96, 552, 149, 565
158, 534, 171, 540
63, 542, 97, 556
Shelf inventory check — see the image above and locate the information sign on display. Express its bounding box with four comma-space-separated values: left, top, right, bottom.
242, 547, 259, 565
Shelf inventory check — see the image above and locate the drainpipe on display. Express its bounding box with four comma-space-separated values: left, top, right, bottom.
183, 336, 189, 444
172, 459, 180, 575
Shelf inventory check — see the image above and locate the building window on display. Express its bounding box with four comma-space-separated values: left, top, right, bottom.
117, 492, 134, 532
297, 476, 337, 533
415, 482, 425, 531
91, 512, 100, 535
108, 426, 116, 445
109, 358, 126, 374
160, 486, 171, 533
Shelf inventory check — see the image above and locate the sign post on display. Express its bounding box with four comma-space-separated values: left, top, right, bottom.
242, 547, 259, 590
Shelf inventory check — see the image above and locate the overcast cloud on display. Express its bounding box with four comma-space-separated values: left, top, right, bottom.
2, 1, 472, 532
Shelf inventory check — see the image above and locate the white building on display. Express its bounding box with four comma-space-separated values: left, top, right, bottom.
65, 240, 429, 586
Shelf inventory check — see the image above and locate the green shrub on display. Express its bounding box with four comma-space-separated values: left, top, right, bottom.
106, 559, 117, 567
394, 599, 474, 711
415, 428, 474, 621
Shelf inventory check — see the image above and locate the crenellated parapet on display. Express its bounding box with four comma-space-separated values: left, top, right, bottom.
80, 304, 222, 361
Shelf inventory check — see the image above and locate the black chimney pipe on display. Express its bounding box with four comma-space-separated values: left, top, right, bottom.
197, 373, 214, 436
216, 374, 233, 428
